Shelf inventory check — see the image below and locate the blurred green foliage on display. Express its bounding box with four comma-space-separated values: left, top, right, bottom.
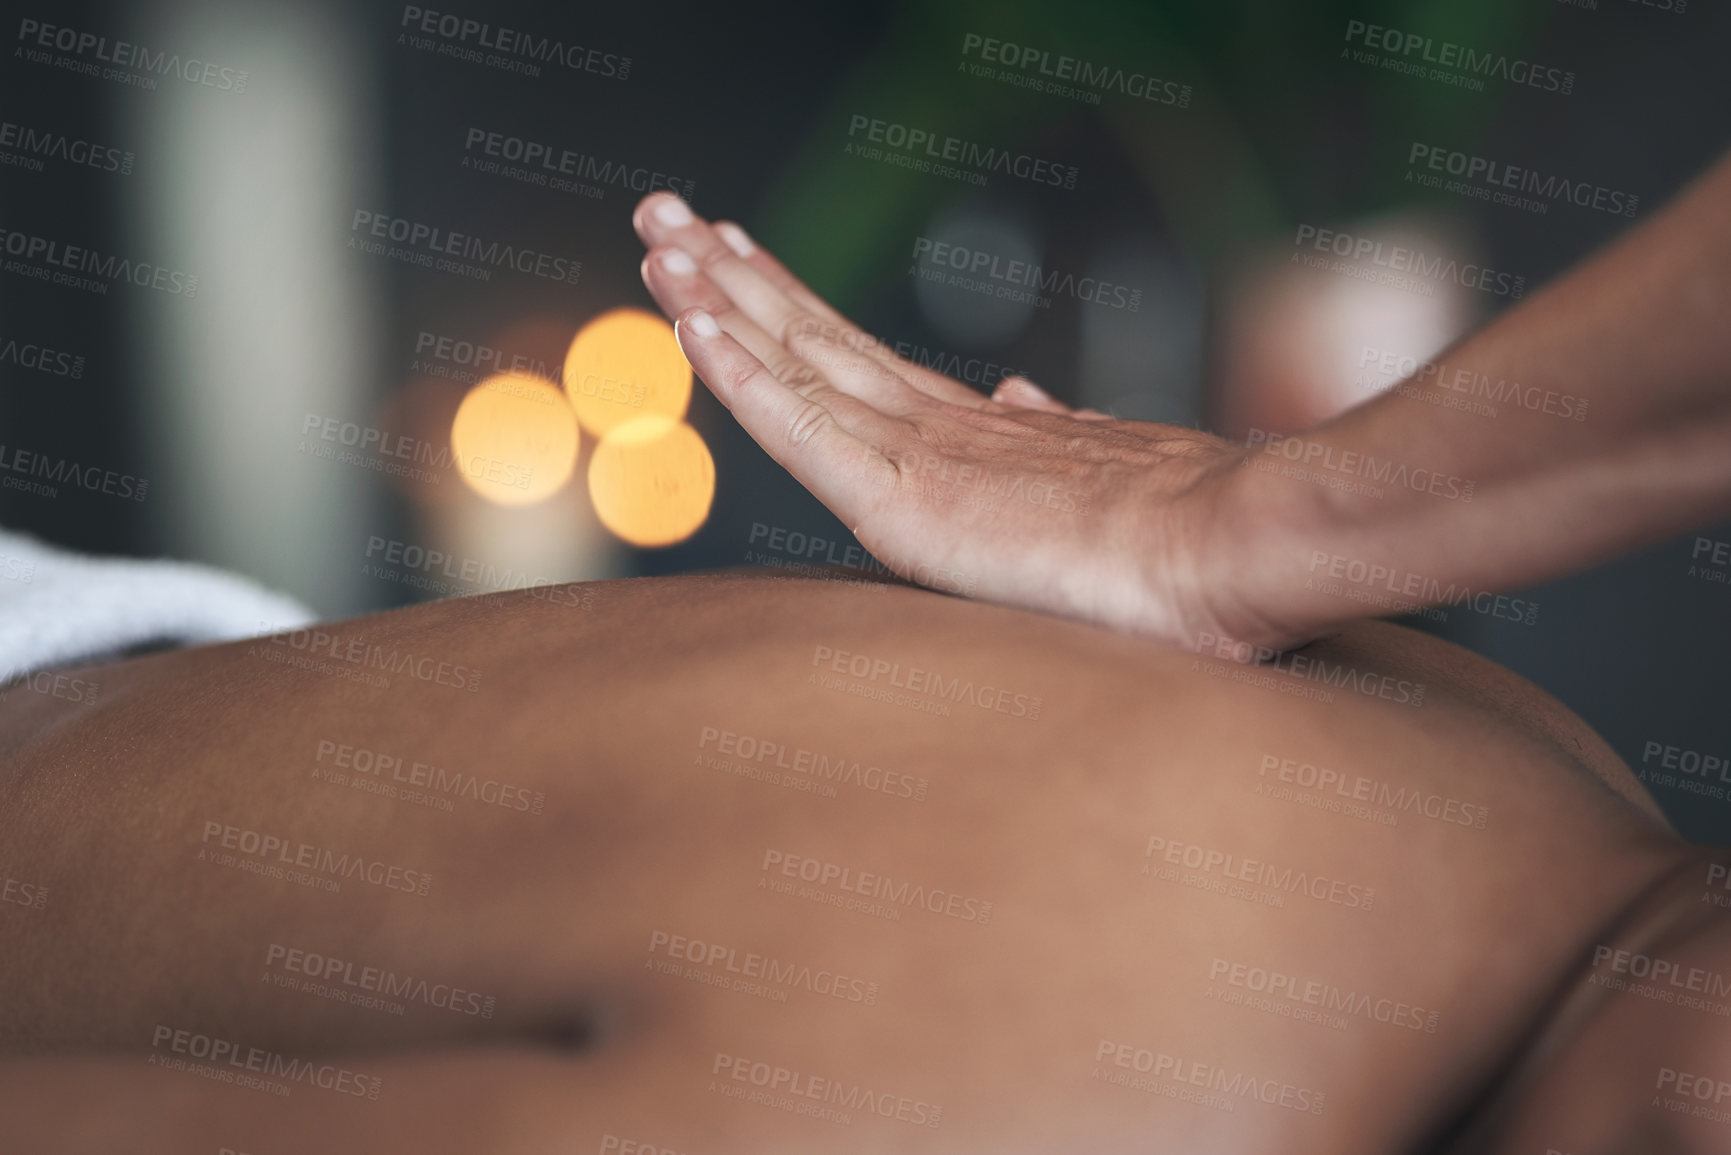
758, 0, 1540, 308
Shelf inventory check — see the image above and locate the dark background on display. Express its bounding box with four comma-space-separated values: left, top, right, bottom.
1, 0, 1727, 837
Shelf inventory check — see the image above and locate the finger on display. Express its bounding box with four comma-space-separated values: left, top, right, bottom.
712, 220, 848, 325
991, 375, 1072, 415
634, 193, 996, 411
716, 220, 1010, 412
634, 194, 812, 347
642, 245, 927, 417
671, 307, 901, 524
990, 376, 1113, 422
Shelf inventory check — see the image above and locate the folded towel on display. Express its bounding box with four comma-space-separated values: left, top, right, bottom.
0, 528, 316, 683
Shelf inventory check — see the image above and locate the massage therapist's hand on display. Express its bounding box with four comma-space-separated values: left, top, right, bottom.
631, 192, 1296, 649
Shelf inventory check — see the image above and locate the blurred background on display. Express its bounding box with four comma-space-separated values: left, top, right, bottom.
1, 0, 1727, 836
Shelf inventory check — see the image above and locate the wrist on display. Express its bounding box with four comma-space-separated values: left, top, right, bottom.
1163, 445, 1359, 652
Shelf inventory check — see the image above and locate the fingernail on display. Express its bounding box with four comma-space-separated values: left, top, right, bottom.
716, 222, 756, 257
653, 197, 694, 227
1007, 376, 1051, 401
684, 310, 721, 339
659, 248, 696, 276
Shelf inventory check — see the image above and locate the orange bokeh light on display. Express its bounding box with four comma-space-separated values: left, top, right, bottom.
449, 372, 579, 506
563, 307, 692, 436
587, 416, 715, 547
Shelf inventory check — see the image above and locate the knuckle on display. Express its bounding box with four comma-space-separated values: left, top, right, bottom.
762, 349, 822, 389
786, 362, 824, 389
785, 399, 833, 447
880, 438, 924, 486
890, 454, 920, 488
719, 357, 762, 393
908, 416, 972, 457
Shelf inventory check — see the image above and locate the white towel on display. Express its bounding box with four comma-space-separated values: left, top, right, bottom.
0, 528, 316, 684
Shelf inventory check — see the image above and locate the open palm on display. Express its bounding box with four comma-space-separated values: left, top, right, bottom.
632, 192, 1281, 648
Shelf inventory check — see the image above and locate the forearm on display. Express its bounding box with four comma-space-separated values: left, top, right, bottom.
1230, 149, 1731, 633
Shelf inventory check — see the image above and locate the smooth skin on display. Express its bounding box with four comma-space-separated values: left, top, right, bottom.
0, 572, 1722, 1154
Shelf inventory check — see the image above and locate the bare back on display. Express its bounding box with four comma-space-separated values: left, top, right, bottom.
0, 573, 1691, 1154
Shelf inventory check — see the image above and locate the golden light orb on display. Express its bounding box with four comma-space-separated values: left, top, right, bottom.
587, 415, 715, 546
563, 307, 693, 436
449, 372, 579, 506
